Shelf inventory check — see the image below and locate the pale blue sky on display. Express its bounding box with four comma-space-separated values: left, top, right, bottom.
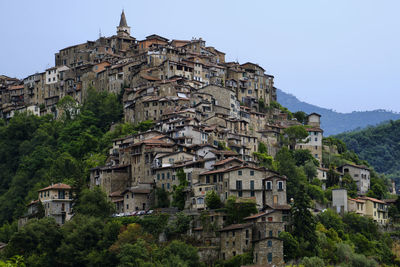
1, 0, 399, 113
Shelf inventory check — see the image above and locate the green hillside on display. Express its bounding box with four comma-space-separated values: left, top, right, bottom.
335, 119, 400, 179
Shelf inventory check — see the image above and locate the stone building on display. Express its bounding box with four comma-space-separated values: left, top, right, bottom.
219, 223, 253, 260
337, 163, 370, 195
38, 183, 73, 225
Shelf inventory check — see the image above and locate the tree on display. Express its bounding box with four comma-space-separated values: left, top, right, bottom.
161, 240, 202, 267
293, 111, 307, 124
81, 86, 123, 131
172, 169, 187, 210
5, 217, 62, 266
167, 212, 191, 237
279, 231, 299, 261
57, 215, 112, 266
291, 183, 317, 256
275, 147, 307, 200
283, 125, 309, 150
225, 196, 257, 225
326, 167, 340, 188
258, 98, 266, 112
293, 149, 319, 167
116, 239, 151, 267
57, 96, 79, 121
341, 174, 358, 198
110, 223, 153, 253
155, 188, 170, 208
323, 137, 347, 154
73, 187, 115, 218
367, 177, 387, 200
303, 160, 317, 181
317, 209, 344, 234
205, 190, 222, 209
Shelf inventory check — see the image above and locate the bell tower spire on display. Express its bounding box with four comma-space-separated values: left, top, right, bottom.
117, 10, 131, 37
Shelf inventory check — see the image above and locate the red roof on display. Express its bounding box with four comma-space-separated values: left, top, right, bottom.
38, 183, 71, 192
349, 198, 366, 203
8, 85, 24, 90
213, 157, 244, 166
359, 196, 386, 204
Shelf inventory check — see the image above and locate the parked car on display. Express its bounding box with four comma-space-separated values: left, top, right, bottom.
137, 210, 146, 216
146, 210, 154, 215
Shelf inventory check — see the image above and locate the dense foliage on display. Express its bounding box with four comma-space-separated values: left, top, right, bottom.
336, 119, 400, 179
1, 188, 202, 267
0, 88, 157, 225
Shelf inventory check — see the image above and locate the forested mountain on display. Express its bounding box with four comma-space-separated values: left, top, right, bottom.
335, 119, 400, 179
277, 89, 400, 136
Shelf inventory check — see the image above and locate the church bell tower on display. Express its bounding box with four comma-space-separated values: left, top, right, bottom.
117, 10, 131, 37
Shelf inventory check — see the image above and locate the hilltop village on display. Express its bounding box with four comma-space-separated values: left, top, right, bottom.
1, 11, 396, 266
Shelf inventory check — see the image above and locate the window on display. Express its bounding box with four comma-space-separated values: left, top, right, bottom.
250, 170, 254, 176
162, 173, 165, 180
126, 204, 129, 210
131, 193, 134, 198
213, 175, 217, 183
266, 181, 272, 190
167, 172, 170, 179
167, 183, 170, 189
278, 181, 283, 191
206, 175, 210, 183
236, 180, 242, 190
267, 253, 272, 263
197, 198, 204, 204
126, 194, 129, 199
269, 230, 273, 237
315, 137, 318, 142
250, 180, 254, 190
232, 231, 235, 237
268, 240, 272, 247
246, 229, 249, 238
238, 170, 242, 176
157, 174, 160, 180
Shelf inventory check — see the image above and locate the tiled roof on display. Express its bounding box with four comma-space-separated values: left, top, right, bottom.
219, 223, 253, 232
359, 196, 386, 204
213, 157, 243, 166
38, 183, 71, 192
109, 191, 123, 197
210, 150, 238, 156
244, 211, 272, 220
349, 198, 366, 203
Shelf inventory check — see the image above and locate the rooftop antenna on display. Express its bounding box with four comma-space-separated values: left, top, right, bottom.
99, 28, 102, 38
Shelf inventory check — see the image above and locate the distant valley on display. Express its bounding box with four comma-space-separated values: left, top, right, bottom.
277, 89, 400, 136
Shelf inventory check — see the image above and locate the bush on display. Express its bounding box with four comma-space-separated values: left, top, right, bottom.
300, 256, 325, 267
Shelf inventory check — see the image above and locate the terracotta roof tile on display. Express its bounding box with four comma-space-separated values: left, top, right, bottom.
38, 183, 71, 192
